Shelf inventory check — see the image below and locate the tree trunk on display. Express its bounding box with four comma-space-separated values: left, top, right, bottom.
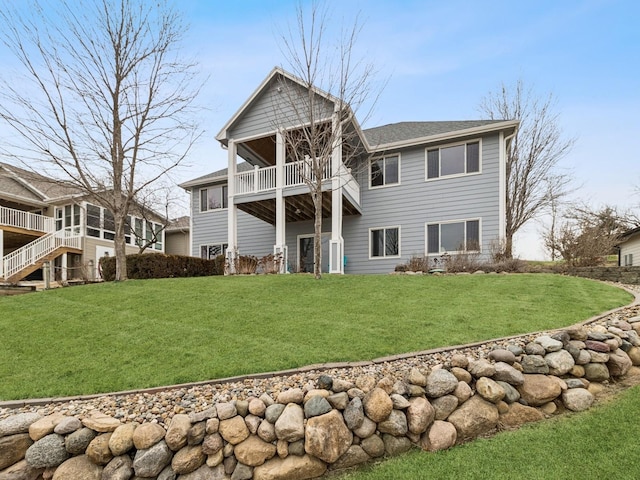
504, 231, 514, 259
312, 188, 322, 280
114, 216, 128, 281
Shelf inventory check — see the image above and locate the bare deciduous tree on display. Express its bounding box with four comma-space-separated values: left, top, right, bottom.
0, 0, 202, 280
479, 80, 575, 258
274, 1, 379, 279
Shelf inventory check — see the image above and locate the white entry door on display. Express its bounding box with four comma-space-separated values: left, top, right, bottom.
297, 234, 330, 273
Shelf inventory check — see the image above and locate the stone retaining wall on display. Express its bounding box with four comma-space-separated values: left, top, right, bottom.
567, 266, 640, 284
2, 311, 640, 480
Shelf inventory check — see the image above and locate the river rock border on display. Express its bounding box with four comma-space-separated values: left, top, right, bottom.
1, 285, 639, 480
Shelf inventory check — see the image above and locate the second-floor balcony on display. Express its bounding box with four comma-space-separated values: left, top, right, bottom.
234, 159, 361, 207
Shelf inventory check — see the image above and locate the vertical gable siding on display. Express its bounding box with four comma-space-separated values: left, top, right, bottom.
229, 78, 335, 141
342, 134, 502, 274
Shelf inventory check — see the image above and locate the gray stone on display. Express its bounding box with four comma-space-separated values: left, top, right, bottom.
525, 342, 546, 356
158, 465, 178, 480
188, 422, 207, 446
551, 331, 570, 346
545, 350, 575, 376
289, 439, 305, 456
431, 395, 458, 420
317, 374, 333, 390
216, 403, 237, 421
64, 427, 97, 455
584, 362, 610, 382
565, 378, 587, 389
506, 344, 524, 356
231, 463, 253, 480
535, 335, 563, 352
352, 417, 377, 439
496, 381, 520, 403
303, 396, 332, 418
488, 349, 516, 364
25, 434, 69, 469
277, 388, 304, 405
52, 417, 82, 435
565, 344, 582, 362
576, 349, 592, 365
181, 464, 227, 480
264, 404, 285, 424
0, 459, 43, 480
390, 394, 411, 410
102, 455, 133, 480
587, 332, 612, 342
562, 389, 594, 412
343, 397, 364, 430
425, 369, 459, 398
133, 440, 173, 477
378, 410, 408, 436
360, 434, 385, 458
521, 355, 549, 374
493, 362, 525, 385
332, 445, 370, 470
332, 378, 354, 393
0, 413, 42, 437
382, 434, 412, 456
468, 359, 496, 378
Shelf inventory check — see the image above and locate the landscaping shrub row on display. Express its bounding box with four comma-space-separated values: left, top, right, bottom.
100, 254, 225, 281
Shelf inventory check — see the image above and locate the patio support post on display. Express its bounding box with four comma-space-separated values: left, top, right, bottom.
329, 107, 344, 274
0, 229, 4, 278
61, 252, 68, 282
274, 131, 288, 273
226, 140, 238, 274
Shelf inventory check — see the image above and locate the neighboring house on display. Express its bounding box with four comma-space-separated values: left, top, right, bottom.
180, 67, 518, 274
0, 162, 166, 283
618, 226, 640, 266
165, 216, 191, 256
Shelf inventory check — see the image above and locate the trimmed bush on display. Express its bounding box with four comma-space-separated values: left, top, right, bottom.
100, 253, 224, 281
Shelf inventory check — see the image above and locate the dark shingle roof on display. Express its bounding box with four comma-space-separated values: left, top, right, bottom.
0, 162, 81, 200
363, 120, 510, 147
180, 162, 253, 189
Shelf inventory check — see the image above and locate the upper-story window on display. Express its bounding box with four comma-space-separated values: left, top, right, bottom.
55, 204, 81, 235
200, 185, 228, 212
85, 203, 163, 250
370, 155, 400, 188
426, 141, 480, 180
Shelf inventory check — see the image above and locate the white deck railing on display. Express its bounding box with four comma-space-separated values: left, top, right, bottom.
0, 206, 54, 233
2, 230, 82, 280
234, 160, 357, 200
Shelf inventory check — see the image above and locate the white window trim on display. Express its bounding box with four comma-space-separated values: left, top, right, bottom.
200, 243, 228, 259
368, 226, 401, 260
369, 153, 401, 190
425, 138, 483, 182
424, 218, 482, 255
199, 185, 228, 213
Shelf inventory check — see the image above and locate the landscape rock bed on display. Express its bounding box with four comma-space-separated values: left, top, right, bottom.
1, 285, 639, 480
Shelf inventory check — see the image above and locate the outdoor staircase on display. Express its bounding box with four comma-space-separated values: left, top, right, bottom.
1, 206, 82, 283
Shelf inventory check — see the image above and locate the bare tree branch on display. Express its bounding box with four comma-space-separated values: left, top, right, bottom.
479, 79, 575, 258
0, 0, 204, 280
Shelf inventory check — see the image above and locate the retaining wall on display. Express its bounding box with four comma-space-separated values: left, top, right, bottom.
567, 266, 640, 284
2, 310, 640, 479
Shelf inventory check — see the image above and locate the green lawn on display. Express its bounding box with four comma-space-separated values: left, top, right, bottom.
338, 384, 640, 479
0, 274, 632, 400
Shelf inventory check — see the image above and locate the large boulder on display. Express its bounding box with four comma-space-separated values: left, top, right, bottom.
377, 410, 408, 437
0, 433, 33, 471
420, 420, 457, 452
562, 389, 595, 412
362, 388, 393, 422
475, 377, 505, 403
406, 396, 435, 434
545, 350, 575, 376
447, 396, 499, 441
343, 397, 364, 430
517, 374, 562, 406
25, 434, 69, 469
274, 404, 304, 442
607, 348, 632, 376
51, 455, 102, 480
234, 435, 277, 467
165, 414, 192, 451
304, 410, 352, 463
253, 455, 327, 480
133, 440, 173, 478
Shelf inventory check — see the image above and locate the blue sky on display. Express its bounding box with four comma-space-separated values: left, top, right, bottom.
1, 0, 638, 258
173, 0, 639, 258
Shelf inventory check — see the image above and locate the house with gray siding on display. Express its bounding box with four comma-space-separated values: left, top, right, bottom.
180, 67, 518, 274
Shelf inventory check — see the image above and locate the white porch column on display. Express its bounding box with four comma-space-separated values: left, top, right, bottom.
274, 131, 288, 273
226, 140, 238, 274
0, 229, 4, 278
329, 108, 344, 274
61, 252, 68, 282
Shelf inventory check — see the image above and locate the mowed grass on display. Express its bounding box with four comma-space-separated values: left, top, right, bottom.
338, 384, 640, 480
0, 274, 632, 400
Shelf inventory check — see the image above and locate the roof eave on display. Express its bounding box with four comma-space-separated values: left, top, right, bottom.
367, 120, 520, 152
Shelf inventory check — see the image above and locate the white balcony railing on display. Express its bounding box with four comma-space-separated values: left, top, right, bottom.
2, 230, 81, 280
234, 159, 351, 195
0, 206, 54, 233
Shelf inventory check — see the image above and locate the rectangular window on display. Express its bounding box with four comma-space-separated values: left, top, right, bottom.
200, 185, 228, 212
154, 223, 163, 250
103, 210, 115, 240
55, 208, 63, 231
134, 218, 143, 246
86, 204, 101, 238
370, 155, 400, 188
426, 220, 481, 254
200, 244, 228, 259
426, 141, 480, 179
370, 227, 400, 258
624, 254, 634, 266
